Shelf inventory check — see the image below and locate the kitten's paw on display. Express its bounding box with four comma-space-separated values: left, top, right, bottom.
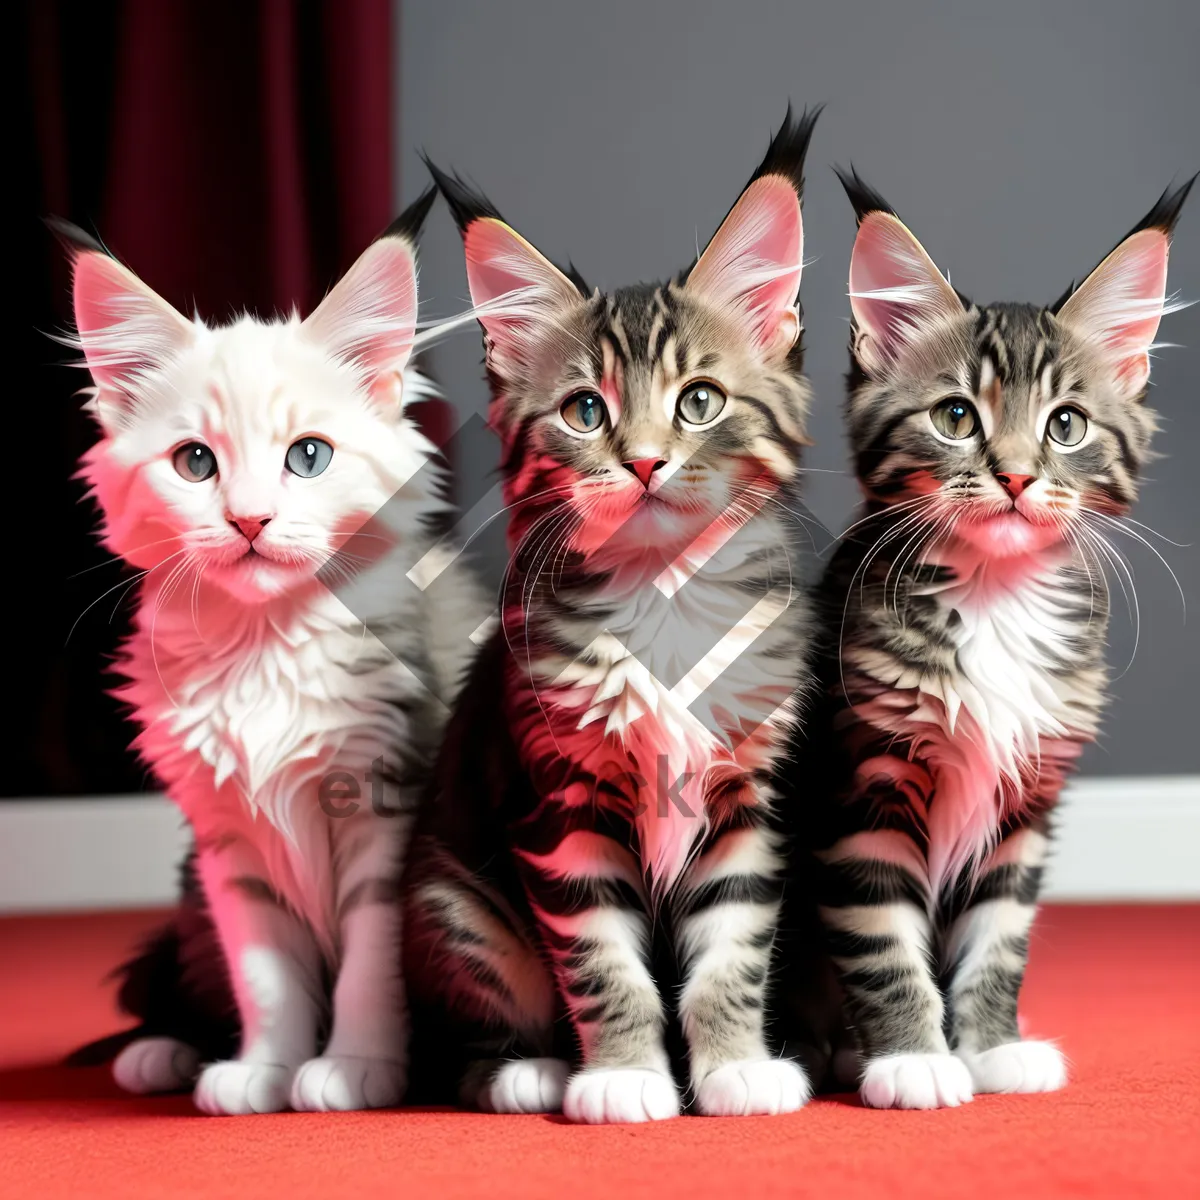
861, 1053, 974, 1109
112, 1037, 199, 1094
290, 1055, 406, 1112
959, 1040, 1067, 1094
484, 1057, 570, 1114
563, 1068, 681, 1124
194, 1061, 294, 1115
695, 1058, 811, 1116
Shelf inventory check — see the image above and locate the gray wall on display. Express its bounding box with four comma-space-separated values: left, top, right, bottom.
398, 0, 1200, 777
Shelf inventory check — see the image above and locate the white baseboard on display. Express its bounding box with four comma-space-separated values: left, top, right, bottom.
0, 795, 190, 913
1042, 775, 1198, 900
0, 777, 1196, 913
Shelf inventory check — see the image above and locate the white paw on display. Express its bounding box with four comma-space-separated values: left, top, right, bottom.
562, 1068, 681, 1124
861, 1053, 974, 1109
695, 1058, 811, 1116
959, 1040, 1067, 1094
112, 1037, 200, 1094
290, 1055, 406, 1112
485, 1057, 570, 1114
194, 1061, 294, 1115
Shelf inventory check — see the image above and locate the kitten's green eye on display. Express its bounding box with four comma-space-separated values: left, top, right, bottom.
172, 442, 217, 482
1046, 406, 1088, 448
286, 437, 334, 478
676, 381, 727, 427
930, 397, 980, 440
560, 391, 608, 434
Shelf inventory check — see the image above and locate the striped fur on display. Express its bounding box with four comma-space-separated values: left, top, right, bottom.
776, 172, 1192, 1109
407, 110, 821, 1122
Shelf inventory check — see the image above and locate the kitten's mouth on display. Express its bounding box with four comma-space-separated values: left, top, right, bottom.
956, 507, 1065, 556
223, 542, 293, 570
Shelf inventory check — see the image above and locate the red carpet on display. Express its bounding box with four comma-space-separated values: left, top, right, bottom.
1, 906, 1196, 1199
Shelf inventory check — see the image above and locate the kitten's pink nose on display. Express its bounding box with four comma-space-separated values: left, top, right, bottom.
622, 458, 667, 490
995, 472, 1036, 499
227, 514, 272, 543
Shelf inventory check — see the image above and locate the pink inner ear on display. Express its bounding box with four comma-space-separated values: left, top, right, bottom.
304, 238, 418, 378
463, 219, 578, 309
849, 212, 960, 358
461, 218, 580, 363
464, 220, 539, 306
688, 175, 803, 341
73, 253, 192, 392
1057, 228, 1170, 394
1096, 231, 1167, 354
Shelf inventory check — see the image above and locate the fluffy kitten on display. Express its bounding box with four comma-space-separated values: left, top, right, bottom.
65, 191, 483, 1115
776, 171, 1192, 1109
404, 111, 820, 1124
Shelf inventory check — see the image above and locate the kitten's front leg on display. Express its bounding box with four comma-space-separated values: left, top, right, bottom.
519, 825, 679, 1124
945, 819, 1066, 1095
820, 820, 973, 1109
291, 812, 410, 1112
192, 835, 322, 1115
675, 817, 810, 1116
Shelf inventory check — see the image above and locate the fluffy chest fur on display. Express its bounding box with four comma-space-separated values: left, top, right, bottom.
846, 551, 1103, 887
526, 528, 809, 890
120, 571, 441, 953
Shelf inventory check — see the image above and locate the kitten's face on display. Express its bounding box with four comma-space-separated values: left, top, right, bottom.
71, 217, 431, 604
485, 279, 809, 562
431, 109, 817, 571
849, 302, 1157, 557
841, 183, 1187, 560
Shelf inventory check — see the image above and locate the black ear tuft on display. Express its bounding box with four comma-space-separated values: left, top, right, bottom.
833, 165, 898, 224
1127, 173, 1197, 239
423, 155, 589, 297
379, 184, 438, 244
45, 216, 109, 258
564, 261, 590, 295
1052, 175, 1195, 314
1049, 281, 1077, 315
749, 103, 824, 196
421, 154, 504, 235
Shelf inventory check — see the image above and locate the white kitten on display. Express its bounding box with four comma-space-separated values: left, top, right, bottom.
66, 196, 483, 1115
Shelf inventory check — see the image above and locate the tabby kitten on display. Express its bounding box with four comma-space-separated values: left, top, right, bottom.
405, 111, 820, 1123
66, 191, 483, 1114
780, 170, 1192, 1109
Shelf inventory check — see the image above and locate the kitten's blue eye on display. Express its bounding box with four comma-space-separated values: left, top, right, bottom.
172, 442, 217, 482
286, 437, 334, 478
677, 381, 727, 426
930, 397, 980, 440
560, 391, 607, 434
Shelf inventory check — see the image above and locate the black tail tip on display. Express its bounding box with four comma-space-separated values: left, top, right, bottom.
64, 1027, 143, 1068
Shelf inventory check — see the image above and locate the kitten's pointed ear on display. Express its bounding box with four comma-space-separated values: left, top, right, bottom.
687, 105, 820, 359
837, 168, 964, 376
55, 220, 194, 432
1055, 175, 1194, 400
303, 186, 434, 412
424, 157, 585, 375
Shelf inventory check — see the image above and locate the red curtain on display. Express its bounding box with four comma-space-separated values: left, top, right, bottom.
31, 0, 409, 324
18, 1, 444, 796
